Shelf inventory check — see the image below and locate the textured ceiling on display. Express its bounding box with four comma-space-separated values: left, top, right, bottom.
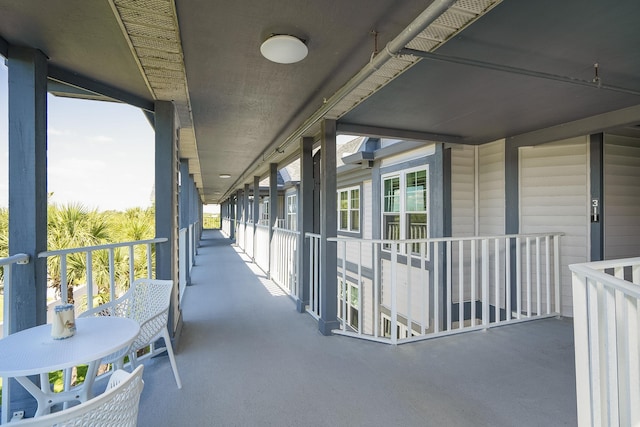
1, 0, 639, 204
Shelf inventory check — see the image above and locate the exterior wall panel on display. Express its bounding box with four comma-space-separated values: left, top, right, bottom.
478, 140, 505, 235
520, 137, 589, 317
604, 135, 640, 259
451, 144, 476, 237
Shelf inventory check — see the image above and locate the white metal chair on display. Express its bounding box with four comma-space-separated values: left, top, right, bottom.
80, 278, 182, 389
16, 365, 144, 427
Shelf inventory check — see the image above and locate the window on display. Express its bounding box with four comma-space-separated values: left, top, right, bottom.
260, 199, 269, 225
286, 193, 297, 231
382, 167, 429, 254
338, 280, 359, 330
337, 187, 360, 232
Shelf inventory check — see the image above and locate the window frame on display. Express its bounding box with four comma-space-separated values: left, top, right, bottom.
337, 185, 361, 233
285, 192, 297, 231
381, 165, 429, 255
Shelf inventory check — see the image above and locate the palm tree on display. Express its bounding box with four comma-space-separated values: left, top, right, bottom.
0, 208, 7, 285
47, 203, 111, 302
110, 207, 155, 280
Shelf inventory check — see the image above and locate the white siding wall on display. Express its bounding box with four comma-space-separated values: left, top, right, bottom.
520, 137, 590, 317
451, 144, 476, 237
363, 180, 372, 239
604, 135, 640, 259
478, 140, 505, 235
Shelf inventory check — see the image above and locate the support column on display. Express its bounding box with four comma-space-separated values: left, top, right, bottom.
179, 159, 191, 286
154, 101, 180, 337
229, 196, 236, 240
268, 163, 278, 278
243, 183, 250, 250
319, 120, 338, 335
236, 189, 243, 244
297, 137, 314, 313
505, 141, 520, 313
590, 133, 604, 261
7, 46, 48, 333
428, 144, 448, 327
253, 176, 260, 261
7, 45, 48, 419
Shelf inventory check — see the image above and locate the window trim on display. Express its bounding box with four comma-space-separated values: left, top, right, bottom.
337, 185, 361, 233
285, 192, 297, 231
380, 165, 429, 255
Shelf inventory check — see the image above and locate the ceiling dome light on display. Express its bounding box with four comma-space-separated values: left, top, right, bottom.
219, 174, 231, 179
260, 35, 308, 64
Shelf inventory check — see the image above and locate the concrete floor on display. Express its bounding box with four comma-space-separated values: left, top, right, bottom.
136, 229, 577, 427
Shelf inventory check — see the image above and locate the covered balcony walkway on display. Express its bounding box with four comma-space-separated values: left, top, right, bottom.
137, 229, 577, 426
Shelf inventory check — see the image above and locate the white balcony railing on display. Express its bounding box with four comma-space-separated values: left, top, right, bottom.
38, 237, 168, 314
236, 221, 245, 251
569, 258, 640, 427
221, 217, 232, 236
0, 253, 31, 339
306, 233, 563, 344
270, 228, 300, 298
245, 223, 255, 260
254, 224, 270, 273
307, 233, 321, 320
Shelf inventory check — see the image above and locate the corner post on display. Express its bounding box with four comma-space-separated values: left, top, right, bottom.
268, 163, 278, 277
319, 120, 339, 335
154, 100, 180, 337
297, 136, 314, 312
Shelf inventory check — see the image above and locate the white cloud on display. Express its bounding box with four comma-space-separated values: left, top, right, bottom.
89, 135, 114, 143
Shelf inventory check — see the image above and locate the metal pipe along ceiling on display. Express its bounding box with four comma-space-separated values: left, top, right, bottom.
222, 0, 459, 201
401, 48, 640, 98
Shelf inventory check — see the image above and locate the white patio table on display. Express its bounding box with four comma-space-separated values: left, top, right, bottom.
0, 316, 139, 421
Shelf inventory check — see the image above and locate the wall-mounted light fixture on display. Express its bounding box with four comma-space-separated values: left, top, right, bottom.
260, 35, 308, 64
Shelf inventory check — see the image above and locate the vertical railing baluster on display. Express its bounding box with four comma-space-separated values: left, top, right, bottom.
86, 251, 94, 311
407, 241, 413, 338
146, 243, 153, 278
109, 248, 116, 302
446, 240, 452, 331
358, 240, 362, 336
342, 240, 347, 332
505, 237, 511, 321
495, 238, 500, 324
516, 237, 522, 319
458, 240, 464, 330
129, 245, 135, 286
526, 237, 531, 317
433, 241, 440, 333
61, 255, 68, 304
554, 236, 561, 315
545, 236, 551, 314
536, 236, 541, 316
471, 239, 476, 326
390, 243, 398, 344
421, 241, 427, 335
626, 291, 640, 425
482, 239, 489, 328
374, 242, 380, 338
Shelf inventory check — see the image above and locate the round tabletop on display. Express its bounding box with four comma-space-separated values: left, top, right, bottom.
0, 316, 140, 377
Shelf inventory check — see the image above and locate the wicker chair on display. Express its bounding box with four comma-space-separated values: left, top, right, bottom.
80, 278, 182, 389
17, 365, 144, 426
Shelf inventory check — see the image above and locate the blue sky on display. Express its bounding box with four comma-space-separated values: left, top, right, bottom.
0, 61, 155, 212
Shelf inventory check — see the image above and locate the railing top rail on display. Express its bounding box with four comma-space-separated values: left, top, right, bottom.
0, 253, 30, 267
570, 262, 640, 299
305, 232, 321, 239
312, 232, 564, 244
570, 256, 640, 271
255, 223, 269, 229
273, 228, 300, 237
38, 237, 169, 258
